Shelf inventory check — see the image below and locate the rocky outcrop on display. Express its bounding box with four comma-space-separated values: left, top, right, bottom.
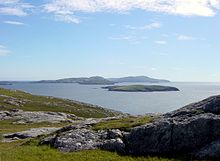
45, 95, 220, 160
194, 139, 220, 160
0, 109, 81, 124
126, 114, 220, 154
53, 128, 103, 152
0, 94, 29, 107
3, 127, 61, 142
126, 96, 220, 160
41, 124, 126, 153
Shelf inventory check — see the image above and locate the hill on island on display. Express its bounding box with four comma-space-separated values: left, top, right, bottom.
37, 76, 115, 85
108, 76, 170, 83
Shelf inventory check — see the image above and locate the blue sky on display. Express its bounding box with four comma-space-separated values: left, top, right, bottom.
0, 0, 220, 82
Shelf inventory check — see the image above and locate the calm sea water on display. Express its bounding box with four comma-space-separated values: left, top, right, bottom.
1, 82, 220, 115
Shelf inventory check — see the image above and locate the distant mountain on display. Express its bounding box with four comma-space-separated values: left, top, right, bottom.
108, 76, 170, 83
37, 76, 115, 85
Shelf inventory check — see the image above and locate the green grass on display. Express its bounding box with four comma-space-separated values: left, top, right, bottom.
0, 88, 121, 118
92, 116, 154, 131
0, 142, 190, 161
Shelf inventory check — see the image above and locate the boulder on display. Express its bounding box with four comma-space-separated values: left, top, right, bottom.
125, 96, 220, 160
126, 113, 220, 155
202, 96, 220, 114
101, 138, 125, 153
45, 125, 126, 153
106, 129, 123, 139
126, 118, 173, 154
53, 128, 103, 152
193, 139, 220, 160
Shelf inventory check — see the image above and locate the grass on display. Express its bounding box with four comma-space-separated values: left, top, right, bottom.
0, 142, 190, 161
0, 88, 121, 118
92, 116, 154, 131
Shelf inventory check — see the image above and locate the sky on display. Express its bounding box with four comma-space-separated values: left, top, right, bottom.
0, 0, 220, 82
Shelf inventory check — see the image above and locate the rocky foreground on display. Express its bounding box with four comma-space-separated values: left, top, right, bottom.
2, 95, 220, 160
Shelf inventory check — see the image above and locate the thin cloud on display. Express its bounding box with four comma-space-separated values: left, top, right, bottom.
177, 35, 196, 40
0, 0, 33, 16
109, 35, 147, 44
109, 36, 132, 40
0, 45, 11, 56
44, 0, 220, 23
125, 22, 161, 30
55, 14, 80, 24
151, 67, 157, 71
154, 40, 167, 45
3, 20, 24, 25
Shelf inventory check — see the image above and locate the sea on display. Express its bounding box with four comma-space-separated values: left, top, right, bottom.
1, 82, 220, 115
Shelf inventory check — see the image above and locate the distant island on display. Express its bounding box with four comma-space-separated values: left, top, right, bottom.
108, 76, 170, 83
103, 85, 179, 92
37, 76, 115, 85
35, 76, 170, 85
0, 81, 12, 85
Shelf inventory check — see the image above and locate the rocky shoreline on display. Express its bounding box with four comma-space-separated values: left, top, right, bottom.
2, 95, 220, 160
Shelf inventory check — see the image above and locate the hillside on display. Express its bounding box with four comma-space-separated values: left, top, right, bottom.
108, 76, 170, 83
0, 88, 120, 118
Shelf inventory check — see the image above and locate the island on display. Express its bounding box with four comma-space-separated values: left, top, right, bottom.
36, 76, 115, 85
0, 81, 12, 85
102, 85, 179, 92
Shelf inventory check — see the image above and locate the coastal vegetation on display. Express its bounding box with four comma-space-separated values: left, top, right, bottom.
1, 87, 219, 161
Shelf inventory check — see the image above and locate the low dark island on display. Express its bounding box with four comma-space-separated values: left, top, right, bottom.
103, 85, 179, 92
0, 82, 12, 85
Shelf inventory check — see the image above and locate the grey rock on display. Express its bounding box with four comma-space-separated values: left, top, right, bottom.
3, 96, 30, 107
101, 138, 125, 153
126, 118, 173, 154
125, 95, 220, 160
45, 125, 126, 153
166, 95, 220, 118
3, 127, 60, 141
53, 128, 103, 152
126, 113, 220, 155
0, 110, 80, 123
194, 139, 220, 160
107, 129, 123, 139
202, 96, 220, 114
40, 135, 56, 145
